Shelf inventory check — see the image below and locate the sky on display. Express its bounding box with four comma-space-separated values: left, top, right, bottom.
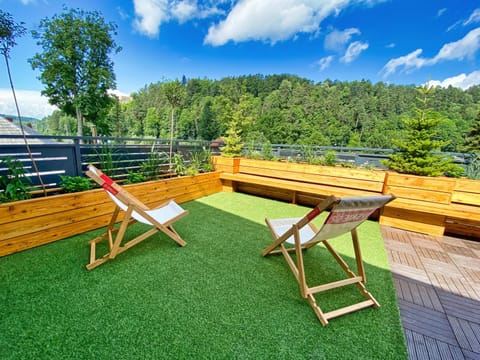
0, 0, 479, 119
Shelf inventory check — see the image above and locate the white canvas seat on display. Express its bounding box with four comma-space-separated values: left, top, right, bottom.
263, 194, 394, 325
85, 165, 188, 270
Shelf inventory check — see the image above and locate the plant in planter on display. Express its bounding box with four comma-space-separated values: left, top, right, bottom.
59, 175, 93, 193
0, 157, 32, 203
124, 171, 147, 184
173, 148, 213, 176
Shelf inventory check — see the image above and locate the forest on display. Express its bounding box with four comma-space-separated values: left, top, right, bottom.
36, 74, 480, 152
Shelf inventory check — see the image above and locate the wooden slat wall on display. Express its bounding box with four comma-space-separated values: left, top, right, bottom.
239, 158, 387, 192
0, 172, 222, 257
380, 173, 480, 238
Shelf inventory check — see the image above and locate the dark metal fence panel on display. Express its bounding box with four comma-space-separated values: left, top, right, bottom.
0, 135, 212, 192
0, 143, 79, 191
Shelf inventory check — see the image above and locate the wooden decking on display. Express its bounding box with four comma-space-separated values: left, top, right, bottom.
381, 226, 480, 360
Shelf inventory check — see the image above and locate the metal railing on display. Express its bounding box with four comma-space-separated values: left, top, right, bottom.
0, 134, 473, 195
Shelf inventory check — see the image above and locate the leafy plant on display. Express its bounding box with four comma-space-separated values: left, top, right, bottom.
173, 148, 214, 177
323, 150, 337, 166
59, 175, 92, 193
141, 146, 167, 179
172, 153, 188, 176
192, 147, 214, 173
99, 141, 115, 175
0, 157, 32, 202
124, 171, 147, 184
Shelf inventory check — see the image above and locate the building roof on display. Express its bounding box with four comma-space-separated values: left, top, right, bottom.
0, 116, 54, 144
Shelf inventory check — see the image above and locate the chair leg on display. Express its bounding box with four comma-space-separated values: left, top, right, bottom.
307, 294, 329, 326
109, 207, 133, 259
294, 225, 308, 298
351, 228, 366, 282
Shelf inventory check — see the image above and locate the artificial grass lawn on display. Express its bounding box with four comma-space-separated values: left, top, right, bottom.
0, 192, 407, 359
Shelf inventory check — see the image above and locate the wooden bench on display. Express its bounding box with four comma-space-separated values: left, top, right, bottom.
213, 157, 480, 239
379, 173, 480, 238
445, 178, 480, 238
217, 158, 386, 206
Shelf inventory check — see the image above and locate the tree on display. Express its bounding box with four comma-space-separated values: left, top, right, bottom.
220, 119, 243, 157
198, 99, 218, 140
383, 86, 462, 176
144, 107, 162, 138
29, 7, 121, 136
1, 10, 47, 196
163, 80, 186, 167
463, 110, 480, 154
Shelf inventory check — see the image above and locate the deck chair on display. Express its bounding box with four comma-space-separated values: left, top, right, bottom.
85, 165, 188, 270
262, 194, 394, 325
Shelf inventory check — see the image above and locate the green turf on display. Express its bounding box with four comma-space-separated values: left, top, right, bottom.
0, 192, 407, 359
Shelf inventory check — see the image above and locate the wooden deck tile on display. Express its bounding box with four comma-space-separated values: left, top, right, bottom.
381, 226, 480, 360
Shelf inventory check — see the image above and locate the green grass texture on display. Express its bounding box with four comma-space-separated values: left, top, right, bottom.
0, 192, 407, 359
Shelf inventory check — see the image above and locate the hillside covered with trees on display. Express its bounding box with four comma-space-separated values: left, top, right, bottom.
37, 74, 480, 153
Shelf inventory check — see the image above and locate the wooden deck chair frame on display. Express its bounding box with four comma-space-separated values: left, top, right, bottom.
262, 194, 394, 326
85, 165, 188, 270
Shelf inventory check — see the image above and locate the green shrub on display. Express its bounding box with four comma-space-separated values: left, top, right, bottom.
59, 175, 93, 193
0, 157, 32, 203
261, 141, 274, 160
124, 171, 147, 184
323, 150, 337, 166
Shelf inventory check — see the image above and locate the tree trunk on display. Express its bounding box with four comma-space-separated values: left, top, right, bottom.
169, 107, 175, 171
76, 107, 83, 137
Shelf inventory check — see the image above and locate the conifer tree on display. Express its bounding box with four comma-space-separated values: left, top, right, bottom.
463, 111, 480, 154
220, 120, 243, 157
383, 85, 462, 176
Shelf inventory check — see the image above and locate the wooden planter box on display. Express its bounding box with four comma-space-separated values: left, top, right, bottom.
211, 156, 241, 174
0, 172, 223, 257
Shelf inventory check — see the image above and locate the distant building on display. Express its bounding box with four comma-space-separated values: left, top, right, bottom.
0, 116, 55, 144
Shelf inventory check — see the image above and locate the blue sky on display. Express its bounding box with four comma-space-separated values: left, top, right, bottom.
0, 0, 479, 119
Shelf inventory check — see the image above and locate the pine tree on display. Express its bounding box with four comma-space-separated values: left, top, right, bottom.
220, 120, 243, 157
383, 86, 462, 176
463, 111, 480, 154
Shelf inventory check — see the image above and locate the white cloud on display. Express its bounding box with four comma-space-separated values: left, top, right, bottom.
382, 49, 427, 76
171, 0, 199, 23
437, 8, 447, 17
0, 89, 57, 119
204, 0, 383, 46
433, 27, 480, 62
382, 27, 480, 76
316, 56, 334, 71
324, 28, 360, 52
464, 8, 480, 26
133, 0, 224, 38
448, 8, 480, 32
133, 0, 169, 38
427, 71, 480, 90
341, 41, 368, 63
